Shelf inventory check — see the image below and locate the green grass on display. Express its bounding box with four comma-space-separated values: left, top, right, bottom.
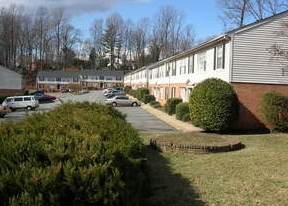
141, 133, 288, 206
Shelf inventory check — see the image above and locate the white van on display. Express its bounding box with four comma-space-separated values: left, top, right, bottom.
2, 95, 39, 111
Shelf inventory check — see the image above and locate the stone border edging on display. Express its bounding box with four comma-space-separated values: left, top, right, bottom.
150, 137, 243, 154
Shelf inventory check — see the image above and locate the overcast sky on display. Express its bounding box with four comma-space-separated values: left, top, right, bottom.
3, 0, 149, 15
1, 0, 223, 41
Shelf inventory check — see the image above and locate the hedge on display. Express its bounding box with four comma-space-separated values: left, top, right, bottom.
0, 102, 147, 206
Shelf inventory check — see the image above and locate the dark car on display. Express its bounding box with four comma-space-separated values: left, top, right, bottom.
38, 94, 57, 103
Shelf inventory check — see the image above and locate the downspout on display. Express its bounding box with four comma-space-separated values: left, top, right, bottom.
228, 34, 234, 84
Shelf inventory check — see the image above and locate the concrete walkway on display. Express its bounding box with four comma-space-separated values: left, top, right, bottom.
141, 104, 203, 133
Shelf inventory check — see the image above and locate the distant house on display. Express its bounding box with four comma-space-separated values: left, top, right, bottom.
36, 69, 124, 92
0, 65, 23, 95
124, 10, 288, 130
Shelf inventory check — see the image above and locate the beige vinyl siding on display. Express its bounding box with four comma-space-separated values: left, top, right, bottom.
231, 14, 288, 84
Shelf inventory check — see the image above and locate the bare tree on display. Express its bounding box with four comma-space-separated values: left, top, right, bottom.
34, 6, 52, 70
151, 5, 194, 60
0, 5, 23, 68
218, 0, 288, 29
132, 18, 150, 68
90, 18, 105, 68
60, 24, 81, 68
51, 8, 67, 69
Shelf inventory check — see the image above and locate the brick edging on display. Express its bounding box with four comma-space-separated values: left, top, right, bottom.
150, 137, 243, 154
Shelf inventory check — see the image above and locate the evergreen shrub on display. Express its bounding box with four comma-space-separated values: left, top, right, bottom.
176, 102, 190, 122
261, 91, 288, 132
135, 88, 150, 101
149, 101, 161, 108
189, 78, 239, 132
143, 94, 155, 104
164, 98, 183, 115
0, 102, 146, 206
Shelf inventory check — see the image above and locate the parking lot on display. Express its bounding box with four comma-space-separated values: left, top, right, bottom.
0, 90, 177, 133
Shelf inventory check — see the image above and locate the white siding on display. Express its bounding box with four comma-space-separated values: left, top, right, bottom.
0, 66, 22, 89
231, 14, 288, 84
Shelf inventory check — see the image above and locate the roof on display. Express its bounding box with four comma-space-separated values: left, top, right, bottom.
126, 9, 288, 74
0, 65, 22, 77
37, 69, 124, 78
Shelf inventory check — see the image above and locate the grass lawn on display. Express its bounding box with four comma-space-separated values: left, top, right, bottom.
141, 132, 288, 206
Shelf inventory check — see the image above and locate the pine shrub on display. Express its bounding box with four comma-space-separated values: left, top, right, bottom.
189, 78, 239, 132
135, 88, 150, 101
176, 102, 190, 121
143, 94, 155, 104
164, 98, 183, 115
0, 102, 146, 206
261, 91, 288, 132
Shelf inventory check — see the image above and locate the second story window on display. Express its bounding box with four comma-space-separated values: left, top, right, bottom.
197, 52, 206, 72
188, 55, 194, 73
171, 62, 176, 76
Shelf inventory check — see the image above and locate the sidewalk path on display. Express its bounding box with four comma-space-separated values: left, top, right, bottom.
141, 104, 203, 133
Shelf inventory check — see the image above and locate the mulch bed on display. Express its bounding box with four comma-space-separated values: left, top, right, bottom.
150, 134, 243, 154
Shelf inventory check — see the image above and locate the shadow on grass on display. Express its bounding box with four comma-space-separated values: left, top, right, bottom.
141, 145, 206, 206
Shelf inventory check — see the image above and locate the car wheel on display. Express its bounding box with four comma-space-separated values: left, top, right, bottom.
27, 106, 32, 110
132, 102, 138, 107
112, 102, 117, 107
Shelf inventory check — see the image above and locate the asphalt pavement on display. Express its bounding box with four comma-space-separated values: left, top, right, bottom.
0, 90, 197, 133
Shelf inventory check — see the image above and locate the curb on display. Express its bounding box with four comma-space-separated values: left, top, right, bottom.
140, 104, 203, 133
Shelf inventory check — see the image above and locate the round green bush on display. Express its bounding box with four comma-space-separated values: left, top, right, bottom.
176, 102, 190, 121
164, 98, 183, 115
189, 78, 239, 132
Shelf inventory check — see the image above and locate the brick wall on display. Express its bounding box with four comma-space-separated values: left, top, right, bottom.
0, 89, 22, 96
231, 83, 288, 130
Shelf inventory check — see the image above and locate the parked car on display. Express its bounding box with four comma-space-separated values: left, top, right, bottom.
0, 105, 11, 118
38, 94, 57, 103
61, 89, 72, 93
103, 88, 116, 95
2, 95, 39, 111
79, 89, 89, 94
105, 90, 125, 98
104, 95, 141, 107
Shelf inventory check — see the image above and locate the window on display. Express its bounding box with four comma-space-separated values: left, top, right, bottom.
165, 66, 170, 77
165, 87, 169, 100
24, 97, 32, 101
171, 87, 176, 98
188, 55, 194, 73
197, 52, 206, 72
14, 97, 23, 102
214, 44, 225, 69
180, 66, 186, 75
171, 62, 176, 76
56, 77, 61, 82
99, 76, 104, 80
38, 76, 44, 81
116, 76, 122, 81
73, 78, 78, 82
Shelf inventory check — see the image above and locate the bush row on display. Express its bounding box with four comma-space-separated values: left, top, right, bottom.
0, 102, 147, 206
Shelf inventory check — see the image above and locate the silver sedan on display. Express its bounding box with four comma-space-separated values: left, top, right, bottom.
104, 95, 141, 107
